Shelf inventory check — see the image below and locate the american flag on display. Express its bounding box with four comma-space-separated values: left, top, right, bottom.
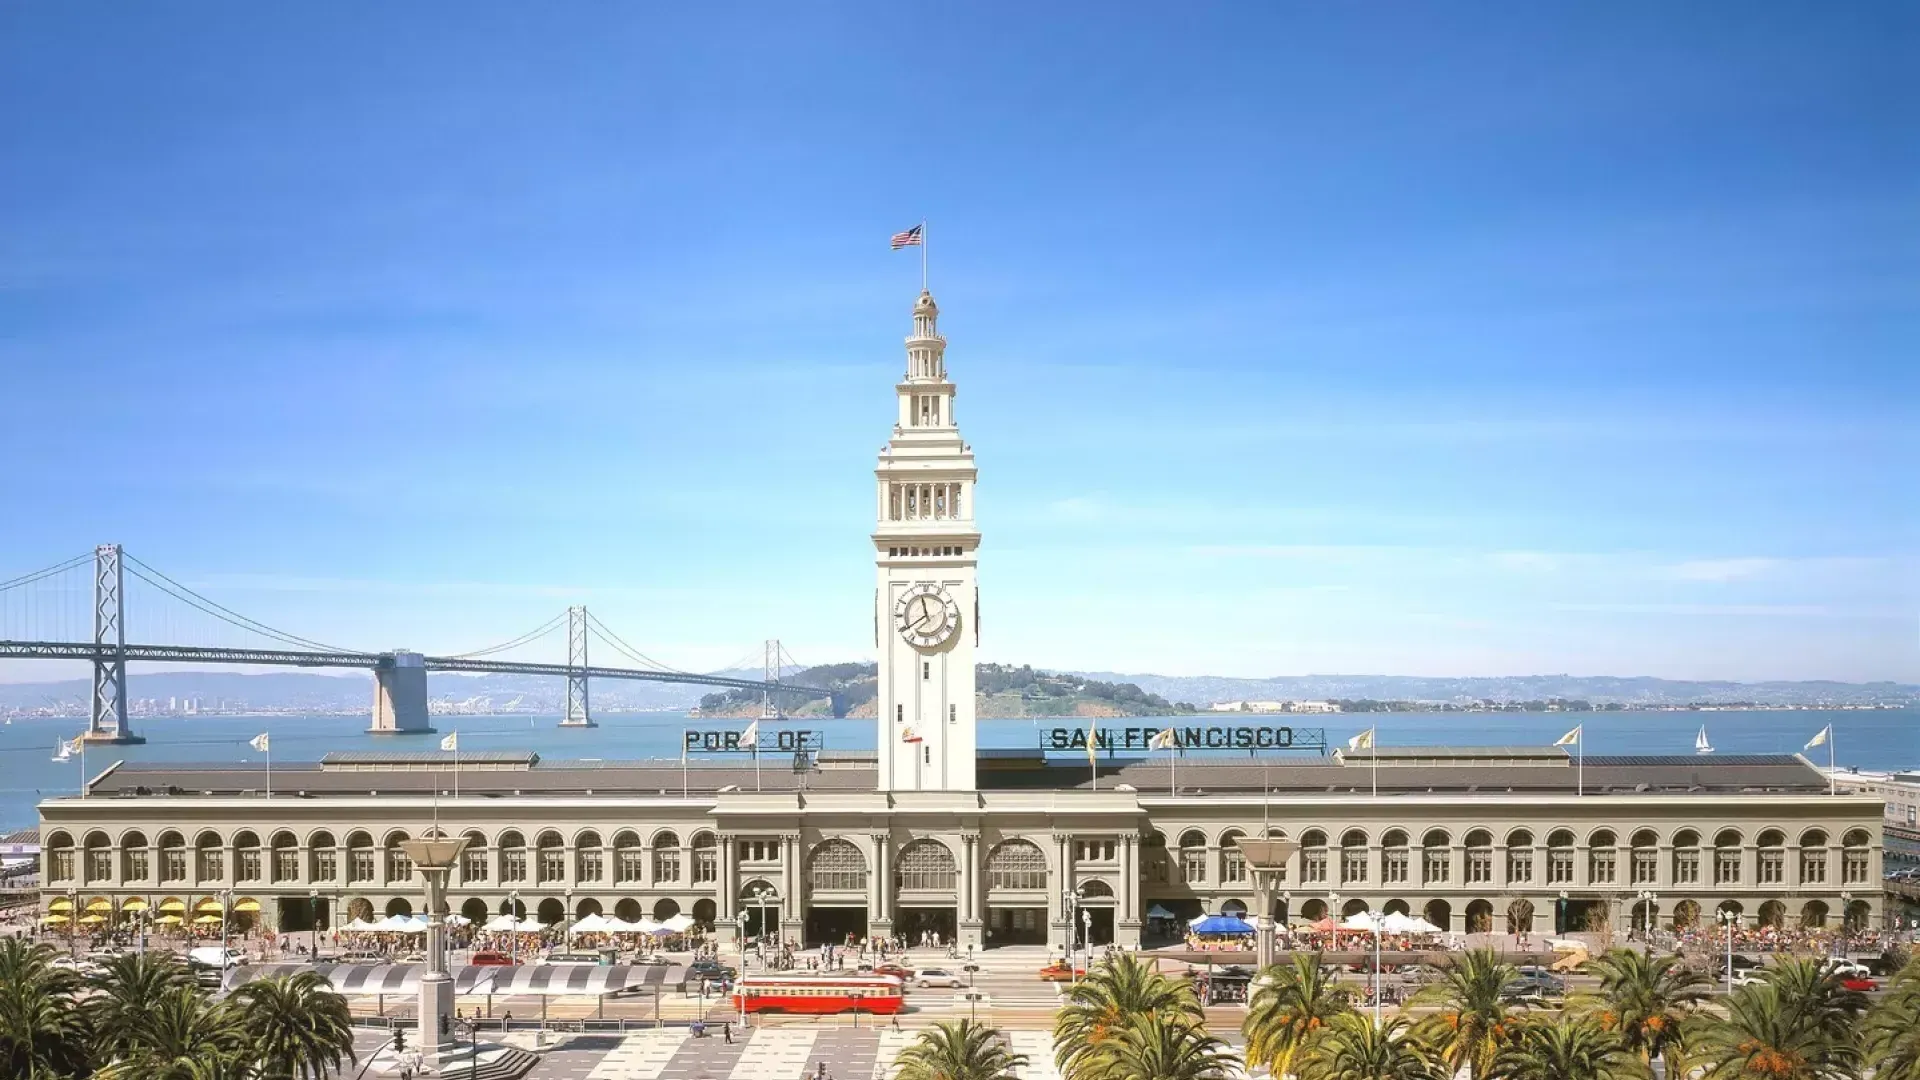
890, 224, 923, 250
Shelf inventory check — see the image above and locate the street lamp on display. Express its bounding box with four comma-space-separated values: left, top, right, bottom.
564, 889, 574, 953
309, 888, 320, 961
1060, 887, 1079, 978
1081, 908, 1092, 967
221, 886, 233, 964
1636, 890, 1657, 951
1366, 909, 1386, 1024
1718, 908, 1737, 992
507, 891, 521, 965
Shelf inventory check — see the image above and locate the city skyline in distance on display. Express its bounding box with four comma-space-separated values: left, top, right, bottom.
2, 6, 1912, 684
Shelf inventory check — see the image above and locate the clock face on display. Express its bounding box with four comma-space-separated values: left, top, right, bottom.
895, 583, 960, 650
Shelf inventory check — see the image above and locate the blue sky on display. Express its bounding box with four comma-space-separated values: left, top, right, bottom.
2, 4, 1914, 683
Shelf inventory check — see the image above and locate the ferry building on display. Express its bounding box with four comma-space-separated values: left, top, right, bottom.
36, 291, 1886, 948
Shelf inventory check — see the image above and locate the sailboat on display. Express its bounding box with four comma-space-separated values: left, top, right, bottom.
1694, 726, 1714, 754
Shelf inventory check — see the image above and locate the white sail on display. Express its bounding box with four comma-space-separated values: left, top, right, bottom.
1694, 725, 1714, 754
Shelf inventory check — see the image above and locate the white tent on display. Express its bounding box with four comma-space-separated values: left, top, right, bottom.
343, 917, 380, 932
628, 917, 663, 934
1338, 912, 1379, 932
600, 917, 641, 933
1147, 905, 1178, 920
660, 914, 695, 933
1379, 912, 1421, 934
1406, 917, 1443, 934
570, 913, 614, 934
517, 916, 546, 933
481, 914, 521, 933
444, 913, 471, 928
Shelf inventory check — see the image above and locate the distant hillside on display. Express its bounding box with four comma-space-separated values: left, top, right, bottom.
695, 662, 1197, 718
1067, 672, 1919, 708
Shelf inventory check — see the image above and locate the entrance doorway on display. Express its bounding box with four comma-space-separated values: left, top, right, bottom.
894, 906, 956, 945
986, 906, 1046, 947
1079, 907, 1115, 946
806, 905, 867, 945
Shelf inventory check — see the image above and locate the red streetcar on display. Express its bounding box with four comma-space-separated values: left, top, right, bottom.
731, 973, 906, 1015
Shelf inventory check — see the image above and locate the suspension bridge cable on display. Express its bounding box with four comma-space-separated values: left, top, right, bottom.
445, 613, 566, 659
0, 553, 93, 594
121, 557, 369, 654
582, 611, 683, 673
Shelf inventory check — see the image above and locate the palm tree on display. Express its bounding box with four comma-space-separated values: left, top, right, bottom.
1488, 1016, 1639, 1080
894, 1019, 1026, 1080
1690, 981, 1858, 1080
87, 949, 195, 1063
1760, 956, 1869, 1044
96, 985, 248, 1080
1086, 1014, 1239, 1080
1863, 961, 1920, 1080
1294, 1013, 1447, 1080
1411, 948, 1520, 1079
1575, 947, 1710, 1074
231, 970, 358, 1080
1055, 952, 1204, 1080
1244, 953, 1354, 1078
0, 938, 91, 1079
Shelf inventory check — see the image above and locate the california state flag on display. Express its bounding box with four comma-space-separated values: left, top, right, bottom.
901, 727, 923, 744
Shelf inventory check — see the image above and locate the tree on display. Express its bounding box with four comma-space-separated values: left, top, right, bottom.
87, 950, 196, 1063
1575, 947, 1711, 1074
231, 970, 359, 1080
1690, 981, 1859, 1080
1410, 948, 1521, 1079
894, 1019, 1026, 1080
0, 938, 91, 1079
1243, 953, 1354, 1078
1055, 953, 1204, 1080
1863, 960, 1920, 1080
1759, 956, 1869, 1045
1294, 1013, 1447, 1080
1086, 1015, 1239, 1080
1488, 1016, 1639, 1080
94, 985, 248, 1080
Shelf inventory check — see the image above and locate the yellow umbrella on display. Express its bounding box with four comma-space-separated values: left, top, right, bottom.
193, 913, 223, 925
122, 898, 150, 912
194, 898, 224, 913
41, 914, 70, 925
154, 914, 183, 925
48, 898, 74, 912
78, 914, 106, 925
233, 898, 262, 914
86, 897, 111, 913
158, 898, 186, 913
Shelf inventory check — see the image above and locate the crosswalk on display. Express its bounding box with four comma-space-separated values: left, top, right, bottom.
1006, 1031, 1061, 1080
731, 1029, 816, 1080
586, 1030, 688, 1080
870, 1030, 911, 1080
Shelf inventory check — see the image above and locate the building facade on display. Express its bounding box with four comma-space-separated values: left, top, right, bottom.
36, 290, 1887, 949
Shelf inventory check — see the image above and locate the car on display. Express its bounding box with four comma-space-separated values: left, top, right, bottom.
468, 951, 516, 966
1727, 955, 1766, 972
1821, 959, 1870, 978
335, 950, 385, 963
915, 968, 965, 988
632, 953, 674, 966
1839, 975, 1878, 992
1730, 971, 1768, 989
688, 960, 736, 981
875, 963, 915, 980
540, 952, 604, 967
186, 946, 246, 971
1038, 962, 1087, 982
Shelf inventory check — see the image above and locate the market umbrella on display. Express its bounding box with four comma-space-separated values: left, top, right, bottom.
121, 897, 150, 912
158, 898, 186, 913
85, 897, 112, 913
48, 897, 73, 912
78, 914, 106, 925
154, 914, 183, 925
233, 898, 262, 914
193, 914, 223, 925
41, 913, 70, 925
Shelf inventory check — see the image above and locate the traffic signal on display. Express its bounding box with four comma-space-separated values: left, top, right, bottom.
392, 1026, 406, 1053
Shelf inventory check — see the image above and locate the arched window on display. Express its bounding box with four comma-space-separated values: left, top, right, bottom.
1339, 829, 1369, 885
459, 831, 487, 884
231, 830, 262, 883
1506, 830, 1534, 885
121, 831, 149, 882
45, 831, 74, 883
1464, 830, 1493, 884
691, 832, 718, 885
81, 831, 111, 884
1672, 829, 1701, 885
987, 839, 1047, 890
1629, 829, 1658, 885
306, 831, 336, 883
536, 831, 565, 884
197, 831, 225, 882
1841, 829, 1872, 885
1219, 830, 1246, 884
1799, 829, 1829, 885
159, 831, 186, 883
1587, 829, 1616, 885
1546, 829, 1575, 885
343, 831, 372, 883
384, 832, 412, 884
575, 831, 603, 882
896, 840, 957, 891
1301, 829, 1329, 884
1178, 830, 1207, 884
809, 840, 868, 892
498, 830, 527, 883
271, 831, 299, 883
1713, 829, 1743, 886
1079, 879, 1114, 899
612, 831, 642, 883
1381, 830, 1410, 884
1756, 830, 1785, 886
652, 831, 681, 883
1422, 829, 1452, 885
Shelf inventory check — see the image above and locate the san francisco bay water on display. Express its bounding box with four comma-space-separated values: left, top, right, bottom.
2, 707, 1914, 831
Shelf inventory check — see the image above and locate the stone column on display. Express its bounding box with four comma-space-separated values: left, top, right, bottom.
1785, 844, 1802, 890
1742, 844, 1758, 895
1657, 844, 1674, 889
869, 833, 892, 941
1493, 843, 1509, 891
717, 833, 738, 941
958, 832, 983, 951
1117, 833, 1142, 948
781, 834, 804, 942
1050, 833, 1072, 950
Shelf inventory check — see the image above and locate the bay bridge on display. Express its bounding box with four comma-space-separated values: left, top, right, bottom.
0, 545, 837, 743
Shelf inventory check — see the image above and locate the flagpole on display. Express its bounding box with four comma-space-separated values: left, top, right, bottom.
1829, 728, 1835, 796
921, 220, 928, 292
1578, 725, 1584, 797
1372, 729, 1378, 800
265, 739, 271, 800
79, 739, 86, 798
681, 729, 689, 800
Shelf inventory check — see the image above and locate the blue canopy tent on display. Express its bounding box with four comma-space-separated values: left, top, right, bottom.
1190, 914, 1255, 935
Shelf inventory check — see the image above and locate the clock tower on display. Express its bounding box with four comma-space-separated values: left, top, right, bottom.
873, 290, 979, 792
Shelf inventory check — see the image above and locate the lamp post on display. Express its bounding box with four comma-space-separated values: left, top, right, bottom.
221, 886, 233, 963
309, 888, 320, 961
399, 836, 471, 1069
1235, 839, 1299, 972
508, 891, 520, 965
1368, 909, 1386, 1024
564, 889, 574, 953
1636, 890, 1657, 954
1060, 887, 1083, 981
1080, 908, 1091, 967
1718, 908, 1736, 993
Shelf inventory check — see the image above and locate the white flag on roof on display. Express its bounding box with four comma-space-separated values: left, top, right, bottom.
249, 733, 270, 752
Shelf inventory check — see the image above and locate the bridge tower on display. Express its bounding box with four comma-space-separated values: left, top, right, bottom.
760, 639, 782, 720
85, 544, 143, 744
561, 606, 595, 728
368, 651, 433, 734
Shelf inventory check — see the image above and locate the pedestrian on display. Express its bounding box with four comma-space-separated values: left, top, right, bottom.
724, 1021, 733, 1044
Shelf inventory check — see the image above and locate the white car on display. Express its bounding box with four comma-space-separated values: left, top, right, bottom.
1822, 960, 1869, 978
916, 968, 965, 988
186, 946, 246, 970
